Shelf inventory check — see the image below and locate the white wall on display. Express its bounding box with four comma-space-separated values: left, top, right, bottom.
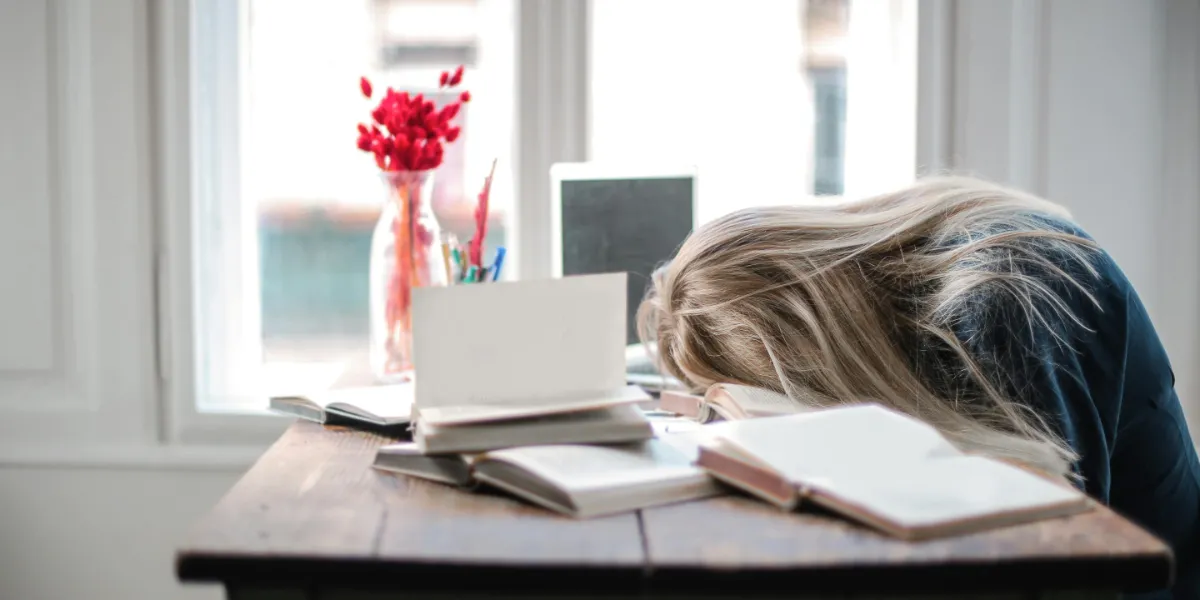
936, 0, 1200, 439
0, 1, 252, 598
0, 1, 1195, 600
0, 467, 237, 600
588, 0, 813, 224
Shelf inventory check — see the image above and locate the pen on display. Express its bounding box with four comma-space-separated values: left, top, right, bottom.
441, 242, 453, 284
465, 265, 478, 283
451, 247, 464, 281
490, 247, 506, 281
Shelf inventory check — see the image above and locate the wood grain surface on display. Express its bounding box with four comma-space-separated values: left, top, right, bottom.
639, 496, 1172, 594
177, 421, 644, 592
176, 421, 1173, 596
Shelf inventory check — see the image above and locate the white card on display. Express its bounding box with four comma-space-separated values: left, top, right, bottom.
411, 272, 633, 416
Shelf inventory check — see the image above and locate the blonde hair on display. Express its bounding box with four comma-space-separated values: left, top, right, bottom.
638, 176, 1101, 478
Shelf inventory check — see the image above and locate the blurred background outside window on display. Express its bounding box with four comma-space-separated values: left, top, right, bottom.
200, 0, 915, 402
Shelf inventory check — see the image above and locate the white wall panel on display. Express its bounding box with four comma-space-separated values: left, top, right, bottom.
0, 0, 158, 444
0, 0, 57, 372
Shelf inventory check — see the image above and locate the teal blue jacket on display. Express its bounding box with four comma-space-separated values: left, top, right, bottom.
951, 218, 1198, 599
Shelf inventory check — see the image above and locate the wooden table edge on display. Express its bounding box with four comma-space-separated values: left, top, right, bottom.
176, 551, 649, 595
176, 543, 1173, 596
640, 550, 1173, 595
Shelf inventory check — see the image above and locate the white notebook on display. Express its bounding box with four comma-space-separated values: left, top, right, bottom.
410, 273, 650, 428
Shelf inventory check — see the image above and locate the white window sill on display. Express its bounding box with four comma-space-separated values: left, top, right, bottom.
0, 441, 270, 471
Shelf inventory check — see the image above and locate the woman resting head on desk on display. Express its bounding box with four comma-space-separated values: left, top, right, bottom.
638, 176, 1198, 600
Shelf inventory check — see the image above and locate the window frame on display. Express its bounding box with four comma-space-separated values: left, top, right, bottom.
157, 0, 591, 444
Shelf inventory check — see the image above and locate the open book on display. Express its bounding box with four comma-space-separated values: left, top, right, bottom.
269, 384, 415, 432
660, 383, 809, 422
697, 404, 1092, 540
375, 429, 723, 518
408, 273, 653, 451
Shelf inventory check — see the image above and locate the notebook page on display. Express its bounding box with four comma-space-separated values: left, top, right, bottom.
811, 455, 1087, 529
717, 404, 963, 483
411, 273, 627, 408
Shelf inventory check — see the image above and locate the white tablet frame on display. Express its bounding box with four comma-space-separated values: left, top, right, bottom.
548, 162, 699, 278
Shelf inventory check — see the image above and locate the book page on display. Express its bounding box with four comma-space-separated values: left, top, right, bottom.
717, 404, 963, 483
411, 273, 628, 409
648, 414, 706, 436
415, 384, 649, 426
324, 384, 415, 423
813, 455, 1088, 530
482, 436, 706, 492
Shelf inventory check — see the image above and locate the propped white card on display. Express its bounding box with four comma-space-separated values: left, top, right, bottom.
411, 272, 648, 425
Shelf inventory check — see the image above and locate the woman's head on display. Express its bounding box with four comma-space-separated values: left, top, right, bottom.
638, 176, 1099, 478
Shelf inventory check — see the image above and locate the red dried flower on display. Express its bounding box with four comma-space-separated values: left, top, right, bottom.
360, 77, 373, 98
467, 159, 498, 267
354, 65, 469, 171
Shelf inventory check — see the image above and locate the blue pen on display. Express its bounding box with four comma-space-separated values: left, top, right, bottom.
490, 247, 507, 281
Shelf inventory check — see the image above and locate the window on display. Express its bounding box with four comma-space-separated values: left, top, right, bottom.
186, 0, 915, 416
191, 0, 516, 410
589, 0, 916, 220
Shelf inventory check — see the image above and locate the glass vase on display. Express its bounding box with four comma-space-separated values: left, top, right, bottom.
369, 169, 447, 383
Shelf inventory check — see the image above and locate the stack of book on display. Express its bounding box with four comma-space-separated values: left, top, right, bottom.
373, 422, 723, 518
367, 273, 724, 517
405, 272, 652, 451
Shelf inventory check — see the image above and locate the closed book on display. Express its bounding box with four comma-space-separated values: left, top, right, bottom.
413, 403, 653, 454
373, 442, 476, 487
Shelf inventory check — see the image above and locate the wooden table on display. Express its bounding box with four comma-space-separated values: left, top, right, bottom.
176, 421, 1174, 600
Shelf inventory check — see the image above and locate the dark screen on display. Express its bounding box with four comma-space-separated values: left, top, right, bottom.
560, 177, 694, 345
